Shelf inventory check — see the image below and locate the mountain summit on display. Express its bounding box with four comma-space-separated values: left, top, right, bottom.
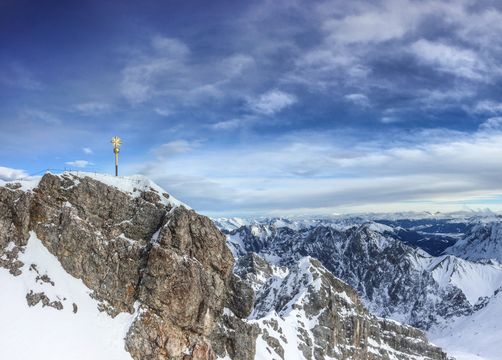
0, 172, 448, 359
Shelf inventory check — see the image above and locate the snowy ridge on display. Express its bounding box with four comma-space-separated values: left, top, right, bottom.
236, 255, 447, 360
429, 287, 502, 360
426, 255, 502, 305
251, 257, 324, 360
222, 218, 502, 360
214, 210, 502, 231
1, 171, 188, 209
446, 221, 502, 263
64, 172, 188, 208
0, 176, 42, 191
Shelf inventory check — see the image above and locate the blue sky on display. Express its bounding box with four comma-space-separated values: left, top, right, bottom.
2, 0, 502, 216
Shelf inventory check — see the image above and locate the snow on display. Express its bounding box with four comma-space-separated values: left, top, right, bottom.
0, 232, 135, 360
367, 222, 394, 234
213, 217, 249, 231
0, 176, 42, 191
1, 171, 188, 210
249, 257, 333, 360
227, 233, 247, 258
4, 241, 16, 252
59, 171, 188, 209
446, 221, 502, 263
407, 248, 502, 306
429, 288, 502, 360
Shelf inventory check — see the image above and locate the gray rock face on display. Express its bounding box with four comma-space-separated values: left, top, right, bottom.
240, 255, 448, 360
1, 173, 450, 360
227, 223, 475, 329
0, 173, 244, 360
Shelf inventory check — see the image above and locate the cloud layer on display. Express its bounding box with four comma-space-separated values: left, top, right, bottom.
2, 0, 502, 216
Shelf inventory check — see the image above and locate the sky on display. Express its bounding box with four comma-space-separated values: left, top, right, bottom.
2, 0, 502, 217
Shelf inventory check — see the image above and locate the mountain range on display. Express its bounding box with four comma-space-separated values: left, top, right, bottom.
216, 214, 502, 359
0, 172, 454, 359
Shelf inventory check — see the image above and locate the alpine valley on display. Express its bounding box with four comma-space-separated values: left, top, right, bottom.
0, 172, 499, 360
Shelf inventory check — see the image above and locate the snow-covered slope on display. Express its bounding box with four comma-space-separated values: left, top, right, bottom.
227, 256, 448, 360
425, 255, 502, 305
445, 221, 502, 263
0, 232, 136, 360
222, 219, 502, 359
429, 287, 502, 360
0, 171, 188, 208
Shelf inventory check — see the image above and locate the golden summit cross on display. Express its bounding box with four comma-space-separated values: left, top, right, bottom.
111, 136, 122, 176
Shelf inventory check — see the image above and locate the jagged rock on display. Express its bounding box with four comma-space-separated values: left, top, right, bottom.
225, 274, 255, 319
246, 257, 448, 360
0, 173, 244, 360
0, 185, 32, 250
0, 173, 452, 360
209, 311, 260, 360
234, 252, 275, 291
26, 290, 64, 310
227, 222, 478, 329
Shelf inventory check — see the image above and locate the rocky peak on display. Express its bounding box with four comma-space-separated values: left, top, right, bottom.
445, 220, 502, 263
0, 172, 249, 360
1, 173, 451, 359
237, 256, 449, 360
226, 221, 481, 329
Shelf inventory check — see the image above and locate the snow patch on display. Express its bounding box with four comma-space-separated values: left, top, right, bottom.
0, 232, 135, 360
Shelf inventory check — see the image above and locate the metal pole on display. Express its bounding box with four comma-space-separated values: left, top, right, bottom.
115, 151, 119, 176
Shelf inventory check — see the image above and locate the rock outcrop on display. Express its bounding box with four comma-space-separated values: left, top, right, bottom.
225, 222, 482, 329
0, 172, 450, 359
234, 255, 449, 360
0, 172, 250, 360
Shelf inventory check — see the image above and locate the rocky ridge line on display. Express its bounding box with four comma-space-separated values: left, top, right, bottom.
1, 172, 450, 359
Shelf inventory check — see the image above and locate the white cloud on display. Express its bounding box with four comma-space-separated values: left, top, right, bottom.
221, 54, 255, 77
410, 39, 487, 81
323, 8, 410, 45
73, 102, 111, 116
22, 109, 61, 125
479, 117, 502, 132
120, 36, 255, 106
248, 90, 297, 115
82, 147, 93, 154
473, 100, 502, 115
344, 93, 370, 107
153, 140, 199, 159
121, 58, 177, 104
212, 119, 246, 130
380, 116, 399, 124
0, 166, 28, 181
154, 108, 172, 117
0, 63, 43, 90
151, 36, 190, 57
125, 124, 502, 216
65, 160, 93, 168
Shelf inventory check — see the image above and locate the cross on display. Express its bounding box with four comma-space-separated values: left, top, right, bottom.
111, 136, 122, 176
